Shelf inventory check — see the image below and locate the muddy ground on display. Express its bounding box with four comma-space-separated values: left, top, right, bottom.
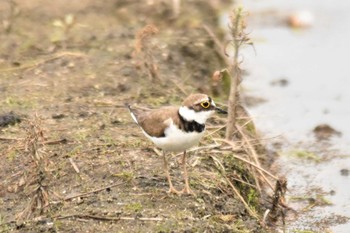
0, 1, 274, 232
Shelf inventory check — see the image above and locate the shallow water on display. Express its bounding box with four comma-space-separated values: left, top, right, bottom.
223, 0, 350, 231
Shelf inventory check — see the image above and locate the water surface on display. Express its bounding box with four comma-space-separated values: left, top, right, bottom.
231, 0, 350, 231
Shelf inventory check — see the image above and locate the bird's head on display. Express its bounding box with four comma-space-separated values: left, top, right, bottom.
179, 93, 227, 124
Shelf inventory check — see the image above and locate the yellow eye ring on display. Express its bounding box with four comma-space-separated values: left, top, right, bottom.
201, 101, 210, 108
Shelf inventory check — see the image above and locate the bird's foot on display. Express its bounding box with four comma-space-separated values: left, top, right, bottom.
166, 186, 182, 195
181, 186, 196, 196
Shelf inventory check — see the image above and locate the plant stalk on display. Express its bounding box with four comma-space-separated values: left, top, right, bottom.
225, 8, 243, 140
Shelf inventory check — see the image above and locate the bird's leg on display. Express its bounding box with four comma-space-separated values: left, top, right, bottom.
162, 151, 181, 194
181, 151, 194, 195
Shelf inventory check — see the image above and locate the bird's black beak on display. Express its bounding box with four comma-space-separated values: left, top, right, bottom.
215, 106, 227, 114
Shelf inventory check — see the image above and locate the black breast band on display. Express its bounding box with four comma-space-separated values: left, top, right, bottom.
178, 112, 205, 133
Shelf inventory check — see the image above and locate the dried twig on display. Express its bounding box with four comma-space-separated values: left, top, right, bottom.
44, 138, 68, 145
0, 137, 21, 141
64, 181, 126, 201
68, 158, 80, 174
55, 214, 163, 222
230, 175, 257, 189
1, 214, 162, 230
263, 178, 290, 226
0, 138, 67, 144
202, 24, 230, 66
0, 51, 86, 72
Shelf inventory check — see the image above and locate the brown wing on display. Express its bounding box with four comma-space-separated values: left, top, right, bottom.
135, 106, 179, 137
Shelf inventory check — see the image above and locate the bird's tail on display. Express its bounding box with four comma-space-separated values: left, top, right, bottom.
125, 103, 139, 124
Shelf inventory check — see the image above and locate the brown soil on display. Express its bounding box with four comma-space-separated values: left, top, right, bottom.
0, 1, 268, 232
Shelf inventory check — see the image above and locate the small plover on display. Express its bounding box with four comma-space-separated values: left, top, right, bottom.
127, 93, 227, 194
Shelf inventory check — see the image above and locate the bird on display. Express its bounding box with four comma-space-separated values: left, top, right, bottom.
127, 93, 227, 195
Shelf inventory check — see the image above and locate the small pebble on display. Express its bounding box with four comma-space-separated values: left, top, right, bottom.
288, 10, 314, 28
270, 78, 289, 87
340, 168, 349, 176
0, 112, 21, 127
52, 113, 65, 119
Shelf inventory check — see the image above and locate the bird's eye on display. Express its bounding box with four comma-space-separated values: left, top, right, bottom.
201, 101, 210, 108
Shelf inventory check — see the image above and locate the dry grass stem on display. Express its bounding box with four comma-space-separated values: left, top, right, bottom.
236, 123, 261, 166
225, 7, 252, 140
217, 139, 278, 181
264, 178, 288, 226
235, 123, 275, 190
170, 79, 188, 95
209, 155, 259, 220
16, 116, 50, 220
202, 23, 230, 66
134, 24, 161, 81
204, 125, 226, 138
179, 143, 221, 155
225, 175, 259, 220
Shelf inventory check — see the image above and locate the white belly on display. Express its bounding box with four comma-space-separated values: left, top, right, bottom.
142, 123, 205, 152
